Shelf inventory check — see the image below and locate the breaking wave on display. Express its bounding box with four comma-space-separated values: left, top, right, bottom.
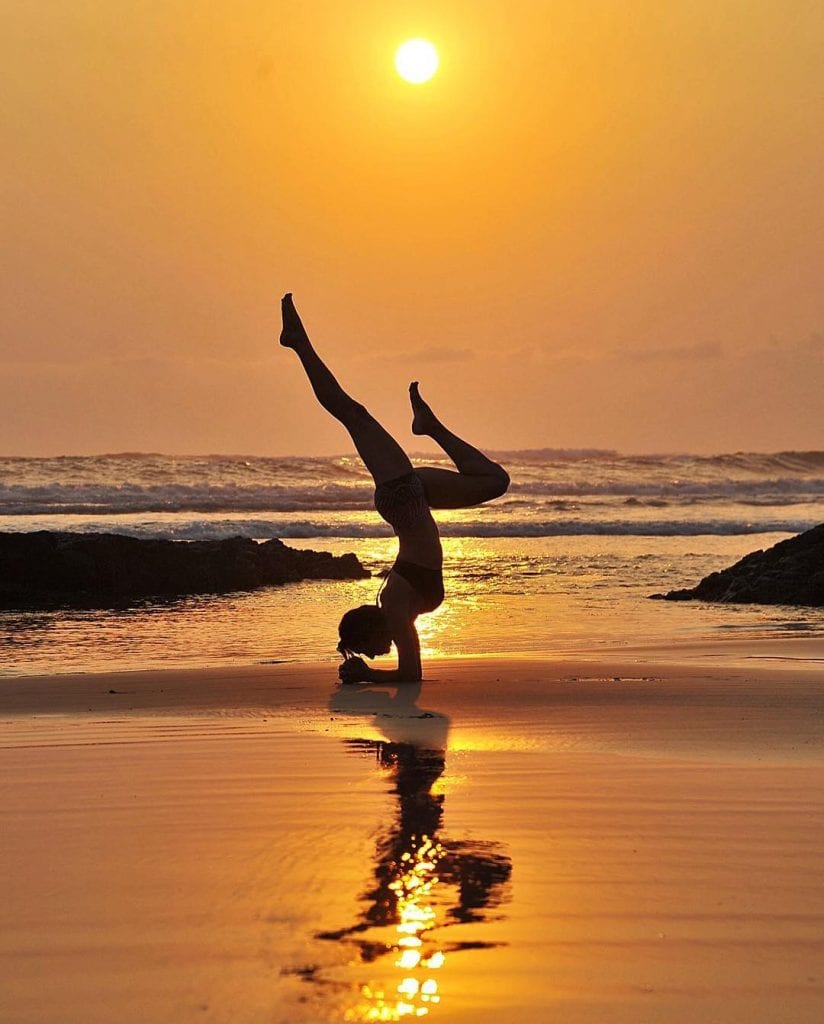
0, 450, 821, 537
1, 476, 823, 516
7, 516, 814, 541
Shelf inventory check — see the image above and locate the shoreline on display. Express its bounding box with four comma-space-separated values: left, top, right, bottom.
2, 629, 823, 690
3, 648, 823, 763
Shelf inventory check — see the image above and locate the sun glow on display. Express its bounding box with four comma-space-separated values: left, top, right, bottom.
395, 39, 439, 84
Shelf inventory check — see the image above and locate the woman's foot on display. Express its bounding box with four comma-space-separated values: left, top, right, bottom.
280, 293, 309, 349
409, 381, 439, 436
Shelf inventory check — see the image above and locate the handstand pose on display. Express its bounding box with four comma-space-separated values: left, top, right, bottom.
280, 294, 509, 684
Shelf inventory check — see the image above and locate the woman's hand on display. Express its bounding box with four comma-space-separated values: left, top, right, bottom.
338, 656, 372, 685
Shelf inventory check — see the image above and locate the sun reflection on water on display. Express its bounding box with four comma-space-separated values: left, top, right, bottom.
346, 835, 446, 1021
316, 685, 511, 1023
415, 593, 482, 660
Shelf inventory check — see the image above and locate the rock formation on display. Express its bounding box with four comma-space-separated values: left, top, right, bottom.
0, 532, 369, 609
652, 523, 824, 607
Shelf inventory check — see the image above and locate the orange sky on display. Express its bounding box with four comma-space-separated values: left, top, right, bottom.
2, 1, 823, 456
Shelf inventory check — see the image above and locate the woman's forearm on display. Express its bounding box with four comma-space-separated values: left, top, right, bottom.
366, 665, 422, 683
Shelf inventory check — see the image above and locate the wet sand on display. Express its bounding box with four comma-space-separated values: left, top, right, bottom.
2, 653, 824, 1022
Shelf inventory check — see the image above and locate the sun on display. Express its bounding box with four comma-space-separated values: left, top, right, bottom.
395, 39, 439, 84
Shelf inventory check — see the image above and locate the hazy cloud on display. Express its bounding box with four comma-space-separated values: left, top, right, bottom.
623, 342, 723, 363
414, 346, 474, 363
362, 345, 475, 368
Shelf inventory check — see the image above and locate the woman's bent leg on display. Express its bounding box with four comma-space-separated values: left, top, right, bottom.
281, 295, 412, 484
409, 383, 509, 509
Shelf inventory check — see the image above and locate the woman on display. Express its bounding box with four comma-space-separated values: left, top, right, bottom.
280, 294, 509, 683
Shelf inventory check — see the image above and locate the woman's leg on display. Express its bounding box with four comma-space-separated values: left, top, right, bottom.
280, 295, 412, 484
409, 382, 510, 509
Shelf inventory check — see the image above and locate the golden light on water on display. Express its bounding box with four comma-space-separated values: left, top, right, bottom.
413, 601, 451, 659
414, 537, 490, 658
346, 835, 446, 1021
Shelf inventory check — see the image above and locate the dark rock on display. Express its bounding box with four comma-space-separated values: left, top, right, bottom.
651, 523, 824, 607
0, 532, 370, 610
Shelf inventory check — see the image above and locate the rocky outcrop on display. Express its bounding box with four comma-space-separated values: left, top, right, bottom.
0, 532, 369, 609
652, 523, 824, 607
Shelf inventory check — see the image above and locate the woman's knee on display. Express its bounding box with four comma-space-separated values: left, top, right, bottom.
486, 467, 510, 499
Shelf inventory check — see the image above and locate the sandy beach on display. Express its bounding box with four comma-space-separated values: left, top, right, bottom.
6, 0, 824, 1019
2, 649, 823, 1023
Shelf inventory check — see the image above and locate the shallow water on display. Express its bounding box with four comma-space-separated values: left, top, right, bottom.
3, 448, 823, 678
2, 533, 823, 677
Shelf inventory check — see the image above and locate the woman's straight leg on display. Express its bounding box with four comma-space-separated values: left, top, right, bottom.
409, 383, 510, 509
280, 295, 412, 485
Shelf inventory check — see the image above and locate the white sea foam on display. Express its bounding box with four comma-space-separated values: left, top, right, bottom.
0, 451, 821, 538
2, 515, 816, 541
2, 477, 823, 517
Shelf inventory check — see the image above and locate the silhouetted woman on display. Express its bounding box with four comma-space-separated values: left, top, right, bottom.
280, 294, 509, 683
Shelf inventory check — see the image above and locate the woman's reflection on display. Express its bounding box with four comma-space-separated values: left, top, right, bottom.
317, 682, 511, 1019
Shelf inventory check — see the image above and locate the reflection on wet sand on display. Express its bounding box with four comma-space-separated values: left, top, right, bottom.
317, 683, 511, 1020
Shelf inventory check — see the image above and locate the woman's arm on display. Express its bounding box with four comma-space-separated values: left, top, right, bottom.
371, 620, 422, 682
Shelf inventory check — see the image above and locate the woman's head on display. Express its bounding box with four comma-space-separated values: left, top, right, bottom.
337, 604, 393, 659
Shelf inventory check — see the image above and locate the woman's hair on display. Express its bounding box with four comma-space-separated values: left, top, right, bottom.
337, 604, 391, 659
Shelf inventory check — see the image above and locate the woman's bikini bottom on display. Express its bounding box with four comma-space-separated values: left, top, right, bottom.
392, 558, 445, 614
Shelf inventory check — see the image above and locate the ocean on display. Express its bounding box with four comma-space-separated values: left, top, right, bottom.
1, 450, 823, 676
